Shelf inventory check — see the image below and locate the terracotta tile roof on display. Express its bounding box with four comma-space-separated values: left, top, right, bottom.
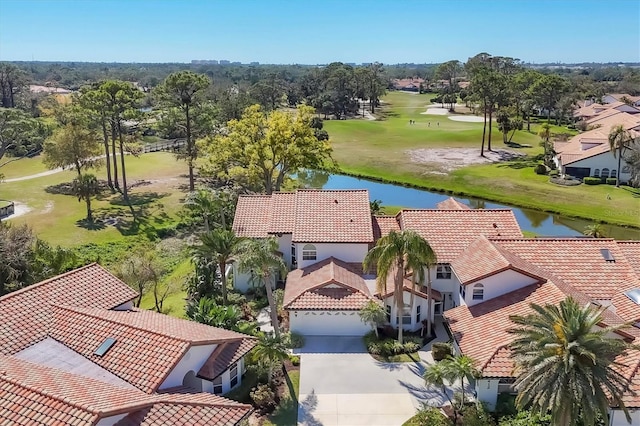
233, 190, 373, 243
0, 355, 252, 425
398, 209, 522, 263
481, 347, 514, 378
618, 241, 640, 277
436, 197, 470, 210
618, 349, 640, 408
372, 215, 400, 241
284, 257, 373, 310
0, 263, 137, 356
232, 195, 272, 238
445, 282, 567, 376
452, 236, 548, 285
50, 306, 251, 393
293, 189, 373, 243
197, 338, 257, 381
490, 238, 638, 301
269, 192, 296, 234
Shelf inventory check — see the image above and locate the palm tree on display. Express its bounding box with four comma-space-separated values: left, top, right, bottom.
508, 297, 632, 425
442, 355, 480, 412
193, 229, 245, 305
538, 123, 552, 166
358, 300, 386, 338
583, 223, 607, 238
253, 334, 289, 384
238, 237, 287, 338
608, 124, 633, 187
185, 189, 217, 232
363, 230, 436, 343
72, 173, 100, 223
423, 362, 456, 419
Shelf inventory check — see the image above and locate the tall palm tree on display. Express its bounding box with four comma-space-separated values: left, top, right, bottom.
363, 230, 436, 343
193, 229, 245, 305
508, 297, 632, 425
253, 334, 289, 384
237, 237, 287, 338
185, 189, 218, 232
608, 124, 633, 187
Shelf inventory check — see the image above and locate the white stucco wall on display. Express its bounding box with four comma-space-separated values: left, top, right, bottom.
561, 150, 634, 183
610, 408, 640, 425
476, 379, 500, 411
464, 269, 538, 307
294, 242, 369, 269
290, 310, 370, 335
428, 264, 461, 310
383, 290, 438, 332
232, 264, 276, 293
276, 233, 293, 268
159, 344, 217, 390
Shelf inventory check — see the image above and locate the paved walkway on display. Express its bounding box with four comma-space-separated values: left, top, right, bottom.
256, 307, 274, 334
295, 321, 456, 426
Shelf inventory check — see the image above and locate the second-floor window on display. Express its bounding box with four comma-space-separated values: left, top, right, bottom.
472, 283, 484, 300
302, 244, 317, 261
437, 264, 452, 279
213, 376, 222, 394
230, 364, 238, 388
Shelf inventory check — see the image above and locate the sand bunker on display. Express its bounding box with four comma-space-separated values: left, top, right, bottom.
448, 115, 484, 122
407, 148, 524, 172
421, 107, 449, 115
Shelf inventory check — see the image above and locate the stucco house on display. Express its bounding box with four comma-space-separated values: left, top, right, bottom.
443, 237, 640, 424
554, 112, 640, 181
603, 93, 640, 107
0, 263, 255, 425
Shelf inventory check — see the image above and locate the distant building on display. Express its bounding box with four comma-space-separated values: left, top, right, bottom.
219, 60, 230, 65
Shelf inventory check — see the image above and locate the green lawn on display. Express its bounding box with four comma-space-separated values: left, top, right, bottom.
139, 257, 190, 317
0, 156, 50, 179
265, 370, 300, 426
327, 92, 640, 228
0, 152, 189, 246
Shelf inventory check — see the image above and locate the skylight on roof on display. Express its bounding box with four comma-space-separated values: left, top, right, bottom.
94, 337, 116, 357
600, 248, 615, 262
624, 289, 640, 305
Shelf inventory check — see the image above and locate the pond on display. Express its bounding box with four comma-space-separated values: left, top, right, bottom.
297, 171, 640, 240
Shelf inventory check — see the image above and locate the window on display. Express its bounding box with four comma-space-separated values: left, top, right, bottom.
459, 285, 466, 299
213, 376, 223, 394
291, 245, 296, 266
436, 264, 452, 279
472, 283, 484, 301
398, 308, 411, 325
611, 170, 617, 179
416, 305, 421, 323
434, 303, 442, 314
302, 244, 316, 261
385, 305, 391, 322
601, 168, 610, 178
593, 169, 600, 177
230, 364, 238, 388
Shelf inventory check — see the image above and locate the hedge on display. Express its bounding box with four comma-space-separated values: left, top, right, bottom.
583, 177, 601, 185
606, 177, 617, 185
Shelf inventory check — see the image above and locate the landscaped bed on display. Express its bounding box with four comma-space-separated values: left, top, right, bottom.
363, 329, 435, 362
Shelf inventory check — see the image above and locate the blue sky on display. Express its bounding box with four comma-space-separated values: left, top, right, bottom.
0, 0, 638, 64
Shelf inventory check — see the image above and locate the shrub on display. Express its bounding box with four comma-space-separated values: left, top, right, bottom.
282, 331, 305, 349
405, 406, 452, 426
606, 177, 617, 185
403, 341, 421, 353
289, 355, 300, 366
548, 170, 559, 177
432, 342, 453, 361
250, 384, 277, 411
367, 341, 382, 355
583, 177, 601, 185
534, 164, 548, 175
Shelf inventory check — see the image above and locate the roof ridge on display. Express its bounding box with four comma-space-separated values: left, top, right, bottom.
0, 262, 100, 303
53, 305, 199, 344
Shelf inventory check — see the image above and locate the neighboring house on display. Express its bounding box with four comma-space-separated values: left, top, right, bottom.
554, 114, 640, 181
574, 102, 640, 121
603, 93, 640, 107
392, 78, 425, 92
0, 263, 254, 425
443, 237, 640, 424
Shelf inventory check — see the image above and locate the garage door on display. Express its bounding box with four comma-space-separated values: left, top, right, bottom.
290, 310, 370, 336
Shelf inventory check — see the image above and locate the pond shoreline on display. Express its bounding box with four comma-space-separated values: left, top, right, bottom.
334, 167, 640, 231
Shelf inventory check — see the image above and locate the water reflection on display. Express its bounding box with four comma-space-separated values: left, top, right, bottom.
310, 172, 639, 240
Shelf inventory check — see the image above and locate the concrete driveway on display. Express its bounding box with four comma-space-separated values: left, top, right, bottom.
295, 336, 449, 426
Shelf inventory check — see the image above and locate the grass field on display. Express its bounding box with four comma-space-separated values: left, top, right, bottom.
0, 152, 188, 246
326, 92, 640, 228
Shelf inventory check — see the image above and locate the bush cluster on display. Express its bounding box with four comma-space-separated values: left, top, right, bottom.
432, 342, 453, 361
250, 384, 277, 411
606, 177, 617, 185
534, 164, 547, 175
583, 177, 601, 185
289, 354, 300, 366
281, 331, 305, 349
364, 332, 422, 356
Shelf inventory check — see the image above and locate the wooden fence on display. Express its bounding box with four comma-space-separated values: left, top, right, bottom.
143, 139, 186, 154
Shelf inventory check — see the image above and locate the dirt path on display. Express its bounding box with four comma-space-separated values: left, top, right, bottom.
4, 168, 64, 182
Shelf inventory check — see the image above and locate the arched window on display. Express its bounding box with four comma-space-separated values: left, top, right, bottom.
302, 244, 317, 261
472, 283, 484, 300
593, 169, 600, 177
601, 168, 610, 178
611, 170, 617, 179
